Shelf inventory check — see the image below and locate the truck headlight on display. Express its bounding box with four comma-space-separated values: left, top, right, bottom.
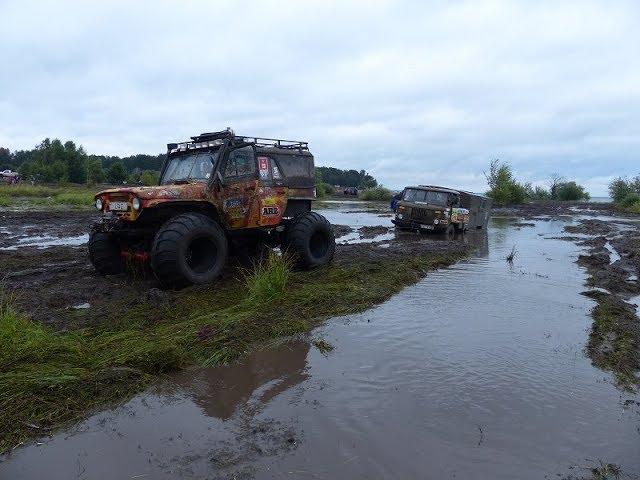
433, 219, 439, 225
95, 198, 103, 210
132, 197, 141, 210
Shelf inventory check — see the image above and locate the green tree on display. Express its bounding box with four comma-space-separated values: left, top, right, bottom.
141, 170, 159, 186
86, 158, 105, 184
358, 169, 378, 188
64, 141, 87, 183
554, 181, 590, 201
316, 166, 378, 188
48, 160, 68, 182
484, 160, 528, 205
107, 162, 127, 184
609, 176, 639, 203
0, 147, 11, 169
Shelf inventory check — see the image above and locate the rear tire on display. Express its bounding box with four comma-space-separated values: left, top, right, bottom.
151, 213, 228, 288
283, 212, 335, 269
88, 231, 123, 275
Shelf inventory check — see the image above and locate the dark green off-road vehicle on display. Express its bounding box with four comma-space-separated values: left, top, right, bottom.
392, 185, 491, 234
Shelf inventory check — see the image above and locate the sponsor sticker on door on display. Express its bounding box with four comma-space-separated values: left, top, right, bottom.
258, 156, 270, 179
262, 206, 279, 216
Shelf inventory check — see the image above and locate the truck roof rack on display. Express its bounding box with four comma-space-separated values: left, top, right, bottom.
168, 128, 309, 154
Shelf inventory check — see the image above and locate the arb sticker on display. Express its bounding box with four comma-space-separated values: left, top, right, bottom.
262, 206, 279, 216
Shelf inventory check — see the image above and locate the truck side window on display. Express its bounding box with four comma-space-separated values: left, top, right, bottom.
225, 146, 255, 179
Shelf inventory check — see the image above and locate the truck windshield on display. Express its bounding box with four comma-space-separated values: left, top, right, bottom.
160, 152, 219, 185
403, 188, 450, 206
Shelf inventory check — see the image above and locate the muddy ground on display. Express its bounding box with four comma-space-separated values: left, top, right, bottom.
561, 218, 640, 385
0, 210, 466, 328
492, 200, 622, 219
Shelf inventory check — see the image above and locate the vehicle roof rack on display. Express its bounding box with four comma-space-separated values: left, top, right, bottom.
237, 136, 309, 150
168, 128, 309, 154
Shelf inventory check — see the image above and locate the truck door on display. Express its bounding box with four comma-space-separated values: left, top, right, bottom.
254, 154, 287, 228
219, 145, 258, 229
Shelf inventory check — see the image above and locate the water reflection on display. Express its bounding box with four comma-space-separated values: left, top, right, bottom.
172, 341, 310, 421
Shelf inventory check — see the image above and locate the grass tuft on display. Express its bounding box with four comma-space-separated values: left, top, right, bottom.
312, 339, 334, 355
243, 252, 291, 303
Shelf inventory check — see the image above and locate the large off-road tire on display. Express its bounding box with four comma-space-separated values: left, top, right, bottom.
283, 212, 335, 269
88, 231, 124, 275
150, 213, 228, 288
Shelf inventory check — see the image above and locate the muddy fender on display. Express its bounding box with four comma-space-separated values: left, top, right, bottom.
151, 213, 228, 288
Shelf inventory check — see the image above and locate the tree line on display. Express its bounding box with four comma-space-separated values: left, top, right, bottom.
485, 160, 590, 205
1, 139, 381, 189
0, 139, 164, 185
316, 166, 378, 188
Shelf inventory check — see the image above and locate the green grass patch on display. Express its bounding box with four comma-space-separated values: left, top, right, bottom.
242, 252, 291, 303
0, 250, 465, 452
0, 184, 99, 208
359, 186, 392, 201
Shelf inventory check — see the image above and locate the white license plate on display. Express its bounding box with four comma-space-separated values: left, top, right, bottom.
420, 224, 434, 230
109, 201, 128, 211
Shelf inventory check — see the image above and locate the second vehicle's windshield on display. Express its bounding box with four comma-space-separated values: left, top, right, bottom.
160, 152, 219, 184
403, 188, 451, 206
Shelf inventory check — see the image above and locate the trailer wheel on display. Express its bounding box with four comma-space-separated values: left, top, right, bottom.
151, 213, 228, 288
88, 231, 123, 275
283, 212, 335, 269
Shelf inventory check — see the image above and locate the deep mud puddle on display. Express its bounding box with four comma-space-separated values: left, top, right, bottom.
0, 210, 95, 250
2, 216, 639, 479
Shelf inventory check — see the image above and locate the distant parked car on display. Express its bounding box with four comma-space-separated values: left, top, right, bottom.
343, 187, 358, 196
1, 170, 20, 184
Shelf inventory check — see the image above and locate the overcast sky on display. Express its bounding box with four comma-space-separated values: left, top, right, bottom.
1, 0, 639, 195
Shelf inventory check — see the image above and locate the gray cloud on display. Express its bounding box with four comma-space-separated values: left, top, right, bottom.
1, 0, 639, 194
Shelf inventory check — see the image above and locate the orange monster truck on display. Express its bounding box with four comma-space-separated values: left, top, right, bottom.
89, 129, 335, 288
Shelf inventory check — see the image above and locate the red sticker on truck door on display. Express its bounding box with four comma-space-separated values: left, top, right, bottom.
258, 156, 269, 179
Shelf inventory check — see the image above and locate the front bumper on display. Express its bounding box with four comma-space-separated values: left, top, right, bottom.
392, 218, 444, 231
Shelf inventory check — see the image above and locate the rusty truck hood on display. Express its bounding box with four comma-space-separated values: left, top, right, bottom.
95, 182, 211, 220
97, 182, 209, 203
